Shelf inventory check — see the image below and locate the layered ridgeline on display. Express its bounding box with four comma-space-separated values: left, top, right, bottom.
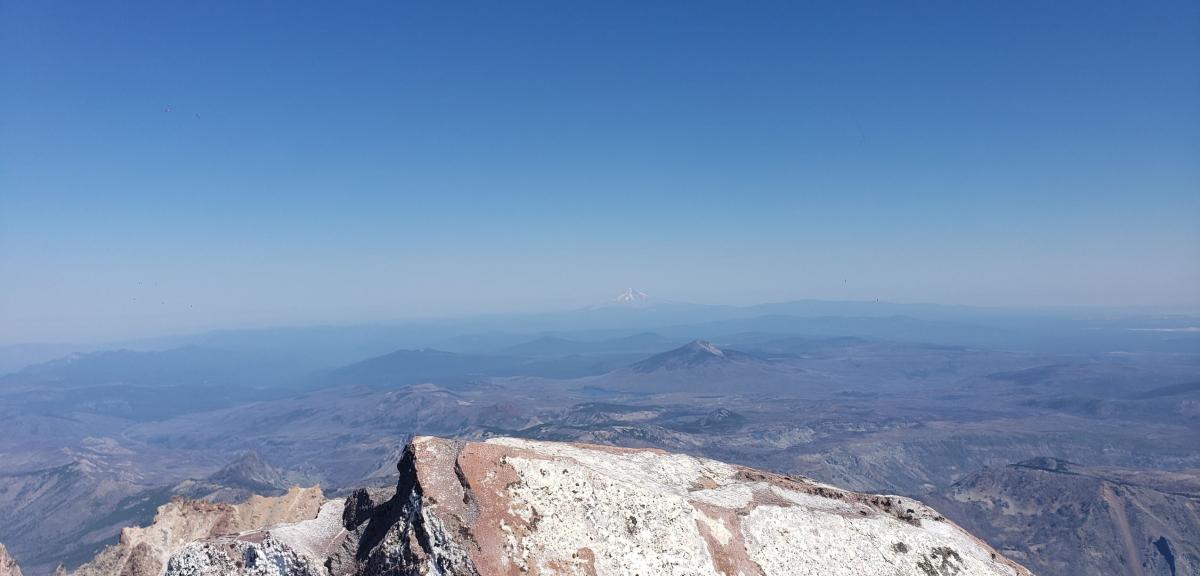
32, 437, 1029, 576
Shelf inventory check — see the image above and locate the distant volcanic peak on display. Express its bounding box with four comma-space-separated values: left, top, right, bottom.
208, 451, 286, 492
702, 407, 741, 423
631, 340, 734, 372
687, 339, 724, 357
695, 407, 747, 431
616, 288, 649, 303
1014, 456, 1076, 474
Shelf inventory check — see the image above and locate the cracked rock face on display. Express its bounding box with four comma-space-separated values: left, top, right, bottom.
324, 436, 1032, 576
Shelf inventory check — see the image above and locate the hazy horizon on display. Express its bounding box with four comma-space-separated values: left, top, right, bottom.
3, 1, 1198, 344
2, 290, 1198, 349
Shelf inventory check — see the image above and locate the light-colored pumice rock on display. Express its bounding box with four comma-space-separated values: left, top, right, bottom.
145, 436, 1032, 576
164, 535, 324, 576
73, 486, 328, 576
323, 436, 1032, 576
163, 498, 348, 576
0, 544, 23, 576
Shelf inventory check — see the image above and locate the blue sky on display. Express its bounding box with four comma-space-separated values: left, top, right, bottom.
2, 1, 1198, 343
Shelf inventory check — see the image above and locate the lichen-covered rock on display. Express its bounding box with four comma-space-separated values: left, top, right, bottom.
0, 544, 23, 576
326, 436, 1032, 576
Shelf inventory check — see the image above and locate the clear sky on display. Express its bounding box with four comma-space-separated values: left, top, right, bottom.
2, 1, 1198, 344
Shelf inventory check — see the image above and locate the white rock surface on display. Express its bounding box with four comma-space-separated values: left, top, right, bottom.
145, 436, 1032, 576
165, 536, 324, 576
329, 436, 1032, 576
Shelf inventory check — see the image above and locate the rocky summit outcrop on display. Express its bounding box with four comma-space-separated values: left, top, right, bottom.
152, 436, 1031, 576
0, 544, 23, 576
72, 486, 327, 576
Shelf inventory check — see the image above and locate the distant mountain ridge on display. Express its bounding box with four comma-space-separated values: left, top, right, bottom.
499, 332, 681, 357
204, 451, 288, 494
0, 346, 323, 400
0, 448, 302, 575
317, 346, 643, 388
581, 340, 808, 395
928, 459, 1200, 576
615, 288, 649, 303
6, 298, 1197, 369
630, 339, 761, 373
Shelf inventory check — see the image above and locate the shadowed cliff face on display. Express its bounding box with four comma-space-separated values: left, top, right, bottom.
141, 436, 1032, 576
927, 459, 1200, 576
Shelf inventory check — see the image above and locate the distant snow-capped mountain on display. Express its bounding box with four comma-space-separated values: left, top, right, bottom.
615, 288, 649, 304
